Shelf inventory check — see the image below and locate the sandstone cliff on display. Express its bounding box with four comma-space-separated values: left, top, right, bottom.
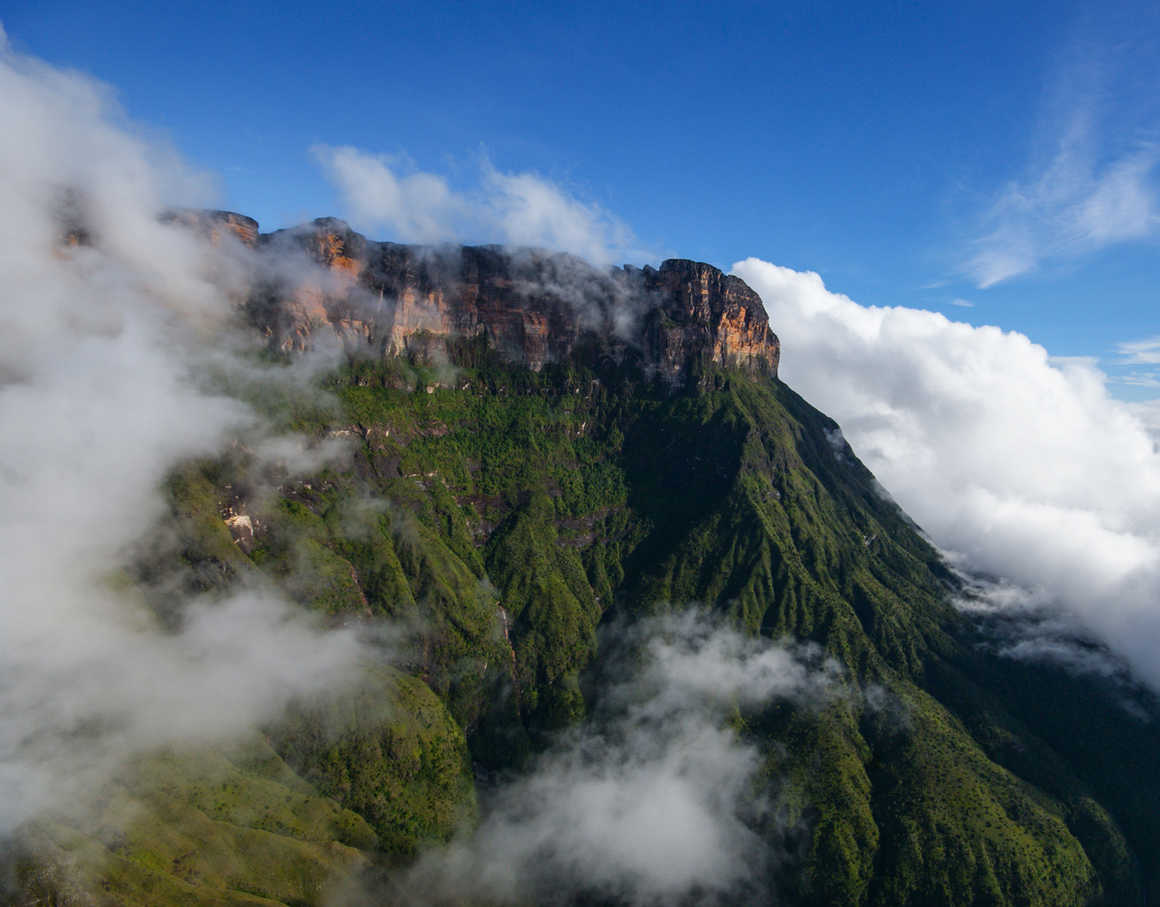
204, 212, 780, 379
639, 258, 780, 376
163, 209, 260, 247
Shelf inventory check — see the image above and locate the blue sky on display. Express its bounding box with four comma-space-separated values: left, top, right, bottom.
6, 0, 1160, 397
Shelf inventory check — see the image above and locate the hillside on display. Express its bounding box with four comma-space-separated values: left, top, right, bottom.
8, 215, 1160, 906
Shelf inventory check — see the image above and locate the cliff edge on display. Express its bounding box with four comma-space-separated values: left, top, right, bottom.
236, 214, 779, 379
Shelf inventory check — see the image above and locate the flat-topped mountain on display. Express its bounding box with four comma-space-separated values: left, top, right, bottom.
229, 214, 780, 378
16, 206, 1160, 907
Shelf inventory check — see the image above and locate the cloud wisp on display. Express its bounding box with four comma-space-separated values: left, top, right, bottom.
394, 612, 842, 906
963, 133, 1159, 288
959, 37, 1160, 289
735, 257, 1160, 692
1116, 335, 1160, 365
313, 145, 644, 266
0, 39, 368, 834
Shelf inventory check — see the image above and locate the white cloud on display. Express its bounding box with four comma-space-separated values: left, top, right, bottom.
1048, 354, 1100, 367
1127, 398, 1160, 443
1115, 371, 1160, 389
963, 128, 1160, 287
313, 145, 642, 266
0, 39, 366, 833
950, 298, 975, 308
1109, 337, 1160, 392
310, 145, 466, 244
734, 257, 1160, 692
1075, 150, 1159, 242
399, 613, 840, 905
480, 161, 638, 266
1116, 335, 1160, 365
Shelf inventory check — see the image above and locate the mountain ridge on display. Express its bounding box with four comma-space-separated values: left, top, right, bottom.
174, 209, 781, 379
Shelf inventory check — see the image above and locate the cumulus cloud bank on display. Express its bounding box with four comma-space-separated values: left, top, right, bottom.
398, 612, 841, 906
735, 257, 1160, 691
313, 145, 642, 266
0, 38, 365, 833
1127, 398, 1160, 442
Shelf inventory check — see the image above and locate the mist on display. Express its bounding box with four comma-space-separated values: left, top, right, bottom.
391, 612, 843, 906
734, 257, 1160, 692
0, 38, 368, 834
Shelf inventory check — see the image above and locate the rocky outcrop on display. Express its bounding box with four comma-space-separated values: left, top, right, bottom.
641, 259, 781, 376
164, 209, 260, 247
244, 215, 779, 379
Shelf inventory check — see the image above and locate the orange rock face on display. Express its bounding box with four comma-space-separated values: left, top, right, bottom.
165, 209, 260, 247
214, 212, 260, 248
642, 259, 780, 376
243, 216, 779, 380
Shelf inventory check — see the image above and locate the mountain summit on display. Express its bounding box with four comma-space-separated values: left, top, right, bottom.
211, 212, 780, 378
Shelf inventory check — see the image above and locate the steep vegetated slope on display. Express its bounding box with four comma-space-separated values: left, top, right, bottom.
11, 215, 1160, 905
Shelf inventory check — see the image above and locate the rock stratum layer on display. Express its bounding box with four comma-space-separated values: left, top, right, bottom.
232, 214, 778, 378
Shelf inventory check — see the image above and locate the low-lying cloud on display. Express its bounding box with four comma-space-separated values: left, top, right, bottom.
0, 35, 367, 833
313, 145, 643, 266
396, 612, 842, 906
735, 257, 1160, 692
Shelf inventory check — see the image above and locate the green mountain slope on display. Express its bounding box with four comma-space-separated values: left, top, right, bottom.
10, 285, 1160, 906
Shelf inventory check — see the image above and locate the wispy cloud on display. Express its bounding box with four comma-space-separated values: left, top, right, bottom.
949, 297, 975, 308
311, 146, 464, 245
1116, 335, 1160, 365
1107, 337, 1160, 390
1114, 371, 1160, 388
1048, 355, 1100, 369
961, 37, 1160, 289
963, 136, 1160, 288
312, 145, 645, 266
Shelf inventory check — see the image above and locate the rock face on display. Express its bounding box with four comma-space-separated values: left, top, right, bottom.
242, 215, 779, 379
211, 211, 260, 247
164, 209, 260, 247
640, 259, 781, 376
